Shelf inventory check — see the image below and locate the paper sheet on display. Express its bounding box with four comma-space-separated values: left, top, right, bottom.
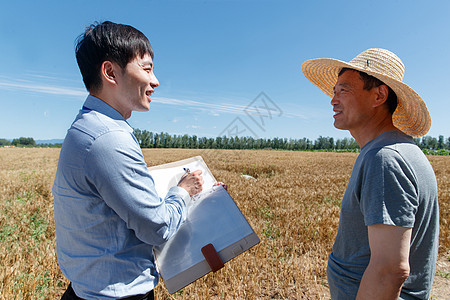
148, 156, 260, 294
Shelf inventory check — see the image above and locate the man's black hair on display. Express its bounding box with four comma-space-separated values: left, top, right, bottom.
75, 21, 154, 92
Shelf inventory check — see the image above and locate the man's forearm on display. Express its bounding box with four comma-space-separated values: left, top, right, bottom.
358, 225, 412, 299
356, 263, 407, 299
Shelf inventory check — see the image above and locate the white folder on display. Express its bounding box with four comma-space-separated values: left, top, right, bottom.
148, 156, 260, 294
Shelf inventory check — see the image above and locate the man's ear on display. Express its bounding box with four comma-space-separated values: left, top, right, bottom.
100, 61, 118, 85
373, 84, 389, 108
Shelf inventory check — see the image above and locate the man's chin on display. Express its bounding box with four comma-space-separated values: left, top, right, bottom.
137, 105, 150, 112
333, 122, 347, 131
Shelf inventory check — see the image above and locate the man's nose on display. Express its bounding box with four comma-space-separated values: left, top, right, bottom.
151, 74, 159, 88
331, 95, 338, 106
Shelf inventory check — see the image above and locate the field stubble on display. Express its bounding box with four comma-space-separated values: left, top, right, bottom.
0, 148, 448, 299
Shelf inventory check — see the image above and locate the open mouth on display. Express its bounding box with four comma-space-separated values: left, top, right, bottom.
145, 90, 153, 101
333, 107, 342, 117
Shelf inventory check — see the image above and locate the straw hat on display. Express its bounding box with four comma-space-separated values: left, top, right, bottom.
301, 48, 431, 138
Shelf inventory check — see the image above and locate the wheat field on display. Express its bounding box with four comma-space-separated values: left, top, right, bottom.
0, 148, 448, 299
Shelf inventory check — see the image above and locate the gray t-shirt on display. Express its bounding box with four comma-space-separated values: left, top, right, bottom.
327, 131, 439, 299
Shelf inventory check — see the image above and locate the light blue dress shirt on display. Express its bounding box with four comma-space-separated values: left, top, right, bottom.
53, 95, 190, 299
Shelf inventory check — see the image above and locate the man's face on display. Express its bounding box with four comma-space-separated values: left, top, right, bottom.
116, 53, 159, 118
331, 70, 376, 134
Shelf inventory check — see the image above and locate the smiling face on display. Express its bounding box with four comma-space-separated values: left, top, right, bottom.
115, 53, 159, 118
331, 69, 377, 135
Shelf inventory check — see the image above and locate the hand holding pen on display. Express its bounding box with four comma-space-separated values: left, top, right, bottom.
177, 168, 204, 197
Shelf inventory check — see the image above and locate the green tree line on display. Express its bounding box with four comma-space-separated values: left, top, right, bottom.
132, 129, 450, 154
2, 133, 449, 154
0, 137, 61, 148
0, 137, 36, 147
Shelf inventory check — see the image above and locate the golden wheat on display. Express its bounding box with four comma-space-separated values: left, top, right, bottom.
0, 148, 448, 299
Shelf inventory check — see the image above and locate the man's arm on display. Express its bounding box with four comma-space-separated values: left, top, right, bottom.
356, 224, 412, 299
86, 131, 197, 246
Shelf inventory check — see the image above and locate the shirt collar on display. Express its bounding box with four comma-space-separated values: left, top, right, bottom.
83, 95, 126, 120
82, 95, 133, 132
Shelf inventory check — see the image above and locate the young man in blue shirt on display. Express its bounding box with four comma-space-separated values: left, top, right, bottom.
53, 21, 204, 299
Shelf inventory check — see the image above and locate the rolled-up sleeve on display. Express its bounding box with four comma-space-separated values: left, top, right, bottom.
85, 129, 190, 246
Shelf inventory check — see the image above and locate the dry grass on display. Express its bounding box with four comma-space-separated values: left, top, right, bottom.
0, 148, 448, 299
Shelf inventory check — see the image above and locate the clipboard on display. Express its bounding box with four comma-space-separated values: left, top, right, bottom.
148, 156, 260, 294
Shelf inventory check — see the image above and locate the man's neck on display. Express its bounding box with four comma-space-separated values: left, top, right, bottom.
351, 117, 399, 148
90, 92, 131, 120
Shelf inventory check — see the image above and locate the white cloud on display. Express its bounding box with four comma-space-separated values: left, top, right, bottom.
0, 79, 86, 98
186, 125, 201, 129
0, 76, 307, 119
153, 96, 249, 115
152, 96, 306, 119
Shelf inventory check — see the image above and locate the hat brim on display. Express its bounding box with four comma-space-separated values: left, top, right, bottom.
301, 58, 431, 138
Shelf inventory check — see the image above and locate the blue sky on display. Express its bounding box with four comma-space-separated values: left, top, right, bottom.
1, 0, 449, 141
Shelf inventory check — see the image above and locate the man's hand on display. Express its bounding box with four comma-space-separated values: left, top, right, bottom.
213, 181, 228, 191
177, 170, 204, 197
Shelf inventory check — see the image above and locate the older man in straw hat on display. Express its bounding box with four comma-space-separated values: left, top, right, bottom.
302, 48, 439, 299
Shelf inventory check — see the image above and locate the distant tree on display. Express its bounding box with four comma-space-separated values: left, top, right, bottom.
422, 136, 438, 149
153, 133, 161, 148
181, 134, 189, 148
438, 135, 445, 150
215, 136, 223, 149
11, 137, 35, 146
314, 136, 334, 150
192, 135, 198, 149
413, 137, 421, 147
0, 139, 11, 146
329, 137, 335, 149
141, 130, 152, 148
134, 129, 153, 148
337, 137, 358, 150
222, 136, 229, 149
